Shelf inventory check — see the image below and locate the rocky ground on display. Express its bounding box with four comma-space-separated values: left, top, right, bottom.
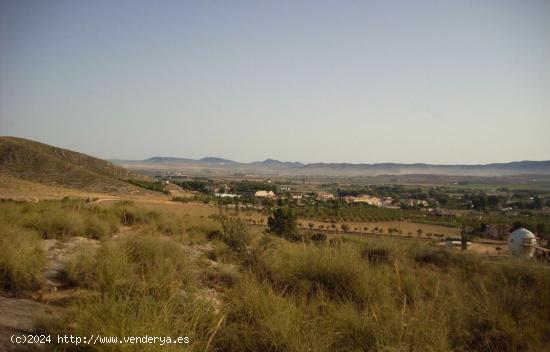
0, 234, 232, 351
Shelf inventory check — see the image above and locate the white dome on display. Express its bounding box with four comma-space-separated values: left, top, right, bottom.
508, 228, 537, 257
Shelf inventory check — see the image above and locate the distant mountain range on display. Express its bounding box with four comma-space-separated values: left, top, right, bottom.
112, 156, 550, 177
134, 156, 238, 165
5, 136, 547, 192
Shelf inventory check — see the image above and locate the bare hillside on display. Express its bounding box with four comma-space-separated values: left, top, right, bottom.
0, 137, 150, 195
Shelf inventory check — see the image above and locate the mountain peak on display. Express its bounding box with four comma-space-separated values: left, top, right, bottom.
199, 157, 237, 164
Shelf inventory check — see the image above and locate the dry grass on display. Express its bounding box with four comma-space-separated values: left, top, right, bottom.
2, 199, 549, 351
215, 236, 550, 351
0, 224, 45, 293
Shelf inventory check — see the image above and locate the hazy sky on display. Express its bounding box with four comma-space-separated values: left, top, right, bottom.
1, 0, 549, 164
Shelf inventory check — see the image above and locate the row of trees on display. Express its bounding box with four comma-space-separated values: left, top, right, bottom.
265, 206, 448, 241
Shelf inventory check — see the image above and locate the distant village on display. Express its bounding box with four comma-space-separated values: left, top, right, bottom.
163, 176, 547, 214
161, 174, 549, 244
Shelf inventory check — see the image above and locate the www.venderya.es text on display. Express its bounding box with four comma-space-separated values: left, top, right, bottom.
11, 334, 190, 346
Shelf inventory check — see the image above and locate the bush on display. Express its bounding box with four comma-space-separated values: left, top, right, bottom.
414, 249, 482, 274
207, 229, 223, 241
0, 200, 121, 240
202, 265, 239, 289
83, 215, 111, 239
66, 234, 193, 298
54, 290, 218, 352
0, 225, 45, 293
310, 232, 327, 244
213, 277, 328, 352
22, 209, 84, 239
253, 244, 376, 307
360, 246, 393, 265
267, 207, 300, 241
221, 220, 251, 254
127, 179, 168, 194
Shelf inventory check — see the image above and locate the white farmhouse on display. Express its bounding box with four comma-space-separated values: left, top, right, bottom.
255, 190, 275, 198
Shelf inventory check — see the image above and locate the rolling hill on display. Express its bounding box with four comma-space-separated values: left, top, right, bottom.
0, 136, 150, 195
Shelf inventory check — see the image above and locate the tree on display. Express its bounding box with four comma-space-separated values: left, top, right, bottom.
436, 195, 448, 206
461, 225, 468, 251
533, 196, 544, 210
267, 207, 300, 241
417, 229, 423, 237
471, 193, 488, 210
487, 196, 500, 209
341, 224, 350, 232
308, 223, 315, 230
221, 219, 251, 254
511, 221, 530, 232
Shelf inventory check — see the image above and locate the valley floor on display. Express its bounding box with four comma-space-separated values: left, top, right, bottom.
2, 177, 546, 351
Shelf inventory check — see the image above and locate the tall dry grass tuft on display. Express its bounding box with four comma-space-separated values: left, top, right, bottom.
0, 225, 45, 293
58, 232, 221, 351
214, 276, 332, 352
66, 233, 193, 298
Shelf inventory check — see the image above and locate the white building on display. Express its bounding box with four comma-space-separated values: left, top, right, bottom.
214, 193, 240, 198
508, 228, 537, 257
345, 195, 382, 206
316, 192, 334, 201
255, 190, 275, 198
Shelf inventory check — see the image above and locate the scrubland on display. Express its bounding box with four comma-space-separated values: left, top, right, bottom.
1, 198, 549, 351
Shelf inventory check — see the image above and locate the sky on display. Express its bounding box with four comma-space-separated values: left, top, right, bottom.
0, 0, 549, 164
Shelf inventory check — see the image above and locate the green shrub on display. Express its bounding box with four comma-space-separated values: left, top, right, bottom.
360, 246, 393, 265
415, 248, 482, 274
310, 232, 327, 244
221, 219, 251, 254
127, 179, 168, 193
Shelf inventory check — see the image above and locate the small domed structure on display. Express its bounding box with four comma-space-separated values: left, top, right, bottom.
508, 228, 537, 257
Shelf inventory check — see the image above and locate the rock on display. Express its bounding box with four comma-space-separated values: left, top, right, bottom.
41, 237, 99, 289
0, 296, 59, 351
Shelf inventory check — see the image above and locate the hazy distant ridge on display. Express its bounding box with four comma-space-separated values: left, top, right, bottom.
112, 156, 550, 176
